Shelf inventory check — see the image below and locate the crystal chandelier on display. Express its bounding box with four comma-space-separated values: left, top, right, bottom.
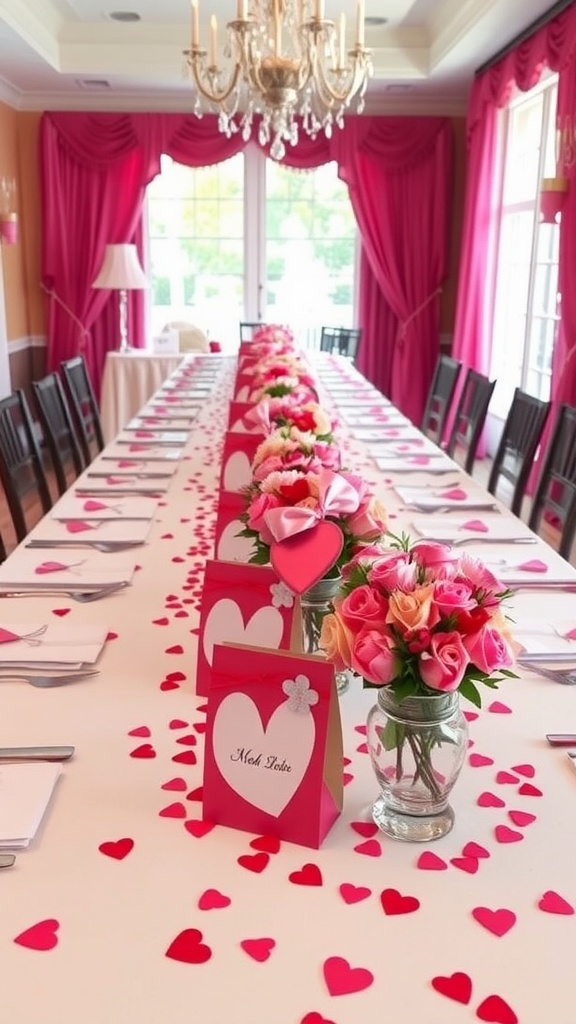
183, 0, 372, 160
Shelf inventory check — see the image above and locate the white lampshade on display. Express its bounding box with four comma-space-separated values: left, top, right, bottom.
92, 243, 148, 290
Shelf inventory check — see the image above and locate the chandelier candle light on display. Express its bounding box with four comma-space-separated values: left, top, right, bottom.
184, 0, 372, 159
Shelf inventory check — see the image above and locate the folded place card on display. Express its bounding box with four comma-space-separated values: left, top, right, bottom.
196, 560, 299, 696
219, 432, 261, 493
0, 762, 63, 849
51, 495, 157, 522
203, 643, 342, 848
214, 491, 254, 563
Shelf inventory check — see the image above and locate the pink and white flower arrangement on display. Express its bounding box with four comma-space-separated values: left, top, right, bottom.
320, 533, 515, 707
247, 396, 335, 439
251, 324, 295, 347
251, 426, 342, 481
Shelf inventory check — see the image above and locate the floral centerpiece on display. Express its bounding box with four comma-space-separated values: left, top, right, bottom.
246, 396, 336, 440
320, 534, 515, 840
251, 324, 295, 348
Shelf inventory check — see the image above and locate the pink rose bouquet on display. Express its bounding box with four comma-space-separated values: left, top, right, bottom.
320, 533, 515, 706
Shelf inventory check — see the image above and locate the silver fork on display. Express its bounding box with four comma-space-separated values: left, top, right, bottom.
424, 536, 537, 547
0, 582, 129, 602
401, 503, 499, 514
0, 670, 100, 688
516, 660, 576, 685
25, 540, 143, 553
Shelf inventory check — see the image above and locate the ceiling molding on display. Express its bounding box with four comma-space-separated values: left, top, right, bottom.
0, 0, 62, 66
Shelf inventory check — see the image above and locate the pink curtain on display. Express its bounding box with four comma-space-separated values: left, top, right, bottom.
453, 1, 576, 409
40, 112, 452, 408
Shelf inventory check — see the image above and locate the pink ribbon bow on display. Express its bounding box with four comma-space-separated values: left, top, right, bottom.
243, 402, 271, 433
264, 470, 361, 543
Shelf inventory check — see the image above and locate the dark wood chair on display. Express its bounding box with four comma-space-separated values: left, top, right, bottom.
33, 372, 86, 496
319, 326, 362, 360
0, 390, 53, 542
239, 322, 264, 342
420, 354, 462, 444
528, 403, 576, 558
445, 368, 496, 474
0, 530, 7, 563
487, 388, 551, 517
60, 356, 105, 464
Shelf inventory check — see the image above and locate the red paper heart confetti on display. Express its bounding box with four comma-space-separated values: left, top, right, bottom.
496, 771, 519, 784
289, 863, 323, 886
98, 838, 134, 860
463, 841, 490, 859
169, 719, 189, 730
186, 786, 203, 801
323, 956, 374, 997
538, 890, 575, 915
159, 801, 187, 819
14, 918, 60, 951
129, 743, 156, 759
249, 834, 281, 854
184, 820, 215, 838
128, 725, 151, 738
472, 907, 517, 937
417, 851, 448, 871
270, 521, 344, 594
477, 791, 506, 808
510, 763, 535, 778
167, 671, 186, 682
380, 888, 420, 915
299, 1015, 337, 1024
463, 710, 480, 722
172, 750, 197, 765
508, 810, 536, 827
175, 733, 197, 746
65, 519, 94, 533
431, 972, 472, 1004
165, 644, 184, 654
462, 519, 489, 532
469, 753, 495, 767
494, 825, 523, 844
488, 701, 512, 714
160, 679, 180, 691
353, 839, 382, 857
153, 617, 170, 626
350, 821, 379, 838
476, 994, 518, 1023
237, 852, 270, 873
51, 607, 71, 617
518, 782, 543, 797
339, 883, 372, 904
198, 888, 231, 910
165, 928, 212, 964
240, 937, 276, 962
450, 856, 479, 874
161, 777, 187, 791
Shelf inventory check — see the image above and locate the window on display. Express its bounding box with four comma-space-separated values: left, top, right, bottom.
146, 148, 357, 349
490, 75, 560, 418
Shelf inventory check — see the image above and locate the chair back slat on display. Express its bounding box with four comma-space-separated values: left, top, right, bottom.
33, 373, 85, 495
420, 354, 462, 444
529, 403, 576, 558
446, 368, 496, 474
0, 390, 52, 542
60, 356, 104, 464
239, 322, 264, 343
487, 388, 550, 516
319, 327, 362, 360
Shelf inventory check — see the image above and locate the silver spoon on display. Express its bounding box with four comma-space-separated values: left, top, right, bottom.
0, 670, 100, 688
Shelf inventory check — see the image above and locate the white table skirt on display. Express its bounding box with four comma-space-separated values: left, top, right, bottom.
100, 350, 185, 441
1, 354, 574, 1024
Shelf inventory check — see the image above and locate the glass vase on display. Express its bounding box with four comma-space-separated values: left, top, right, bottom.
300, 575, 351, 696
366, 687, 468, 842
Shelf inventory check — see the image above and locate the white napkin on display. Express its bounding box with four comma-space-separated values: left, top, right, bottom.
0, 762, 62, 849
100, 444, 183, 461
395, 485, 497, 511
411, 516, 534, 542
76, 476, 171, 495
0, 622, 108, 666
86, 458, 177, 478
513, 619, 576, 661
51, 495, 157, 522
28, 518, 152, 545
115, 430, 189, 446
0, 550, 136, 589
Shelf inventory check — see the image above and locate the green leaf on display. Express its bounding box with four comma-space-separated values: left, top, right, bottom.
390, 677, 418, 703
380, 719, 401, 751
458, 677, 482, 708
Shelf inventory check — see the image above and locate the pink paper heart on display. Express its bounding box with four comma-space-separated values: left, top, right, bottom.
472, 907, 516, 937
65, 519, 94, 533
469, 753, 495, 767
98, 838, 134, 860
477, 791, 506, 808
489, 702, 512, 714
184, 820, 215, 838
270, 521, 344, 594
159, 801, 187, 819
438, 487, 468, 500
83, 500, 107, 511
476, 994, 518, 1023
508, 810, 536, 827
240, 937, 275, 962
350, 821, 378, 838
538, 890, 574, 915
198, 888, 231, 910
323, 956, 374, 997
0, 627, 23, 643
494, 825, 523, 844
462, 841, 490, 859
339, 883, 372, 904
518, 782, 543, 797
496, 770, 519, 784
35, 561, 71, 574
462, 519, 489, 532
417, 851, 448, 870
510, 763, 535, 778
353, 839, 382, 857
431, 971, 472, 1005
451, 856, 479, 874
161, 777, 187, 791
517, 559, 548, 573
14, 919, 60, 951
165, 928, 212, 964
408, 455, 430, 466
127, 725, 151, 738
380, 888, 420, 915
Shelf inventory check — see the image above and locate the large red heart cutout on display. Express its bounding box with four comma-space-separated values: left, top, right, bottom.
14, 918, 60, 951
323, 956, 374, 997
165, 928, 212, 964
270, 521, 343, 594
98, 838, 134, 860
476, 994, 518, 1023
431, 971, 472, 1004
380, 888, 420, 915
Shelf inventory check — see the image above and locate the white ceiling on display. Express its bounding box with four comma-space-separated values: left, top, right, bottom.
0, 0, 561, 114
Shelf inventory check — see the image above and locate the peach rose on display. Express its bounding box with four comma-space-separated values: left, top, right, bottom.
319, 612, 353, 672
386, 584, 439, 635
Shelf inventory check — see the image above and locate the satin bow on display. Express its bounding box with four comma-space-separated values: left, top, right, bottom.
264, 470, 361, 543
243, 402, 271, 433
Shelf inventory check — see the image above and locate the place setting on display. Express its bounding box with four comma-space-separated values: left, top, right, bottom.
86, 455, 178, 479
373, 451, 458, 473
99, 442, 184, 461
50, 494, 159, 522
0, 547, 136, 592
394, 482, 501, 512
74, 473, 173, 496
124, 414, 199, 430
21, 517, 152, 553
114, 428, 190, 446
410, 513, 536, 544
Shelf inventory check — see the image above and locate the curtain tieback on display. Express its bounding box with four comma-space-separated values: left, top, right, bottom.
41, 283, 90, 351
396, 287, 443, 350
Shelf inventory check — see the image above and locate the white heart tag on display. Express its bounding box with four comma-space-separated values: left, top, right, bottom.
216, 521, 254, 562
202, 599, 284, 667
222, 451, 252, 492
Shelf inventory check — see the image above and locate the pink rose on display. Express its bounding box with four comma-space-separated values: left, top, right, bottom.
350, 627, 399, 684
411, 541, 459, 579
433, 578, 477, 617
346, 497, 388, 542
246, 492, 281, 544
369, 551, 417, 592
338, 586, 388, 631
419, 631, 470, 692
463, 626, 513, 674
253, 455, 284, 481
314, 441, 341, 471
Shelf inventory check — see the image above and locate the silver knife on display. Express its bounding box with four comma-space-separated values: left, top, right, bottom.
0, 854, 16, 869
0, 746, 75, 761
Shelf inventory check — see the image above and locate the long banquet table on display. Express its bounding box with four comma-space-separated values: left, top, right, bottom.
1, 352, 575, 1024
100, 349, 186, 442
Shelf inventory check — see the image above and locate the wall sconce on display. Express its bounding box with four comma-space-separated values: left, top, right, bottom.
0, 177, 18, 244
539, 176, 569, 224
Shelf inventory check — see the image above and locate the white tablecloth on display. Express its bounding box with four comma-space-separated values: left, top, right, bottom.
1, 355, 575, 1024
100, 350, 185, 441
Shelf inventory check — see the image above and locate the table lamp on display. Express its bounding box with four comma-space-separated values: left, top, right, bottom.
92, 243, 148, 352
